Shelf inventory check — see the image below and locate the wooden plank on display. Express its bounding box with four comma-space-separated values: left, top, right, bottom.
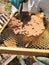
0, 47, 49, 56
0, 11, 17, 33
2, 55, 16, 65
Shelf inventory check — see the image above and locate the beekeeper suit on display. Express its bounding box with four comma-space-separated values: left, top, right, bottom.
11, 0, 49, 21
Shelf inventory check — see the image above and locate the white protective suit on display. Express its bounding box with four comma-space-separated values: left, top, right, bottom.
11, 0, 49, 21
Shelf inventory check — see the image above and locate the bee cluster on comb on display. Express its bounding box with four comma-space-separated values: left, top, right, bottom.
9, 12, 45, 37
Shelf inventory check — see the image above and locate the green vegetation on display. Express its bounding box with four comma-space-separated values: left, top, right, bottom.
0, 0, 12, 13
5, 3, 12, 12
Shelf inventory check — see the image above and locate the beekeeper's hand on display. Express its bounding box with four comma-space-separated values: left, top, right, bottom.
36, 57, 49, 65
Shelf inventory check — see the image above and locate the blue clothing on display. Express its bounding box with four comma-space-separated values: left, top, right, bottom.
9, 0, 28, 9
9, 0, 21, 9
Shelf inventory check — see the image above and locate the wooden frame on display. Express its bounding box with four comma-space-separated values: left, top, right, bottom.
0, 47, 49, 56
0, 11, 49, 56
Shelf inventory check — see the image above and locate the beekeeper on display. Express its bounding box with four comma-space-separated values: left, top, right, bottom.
9, 0, 49, 21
